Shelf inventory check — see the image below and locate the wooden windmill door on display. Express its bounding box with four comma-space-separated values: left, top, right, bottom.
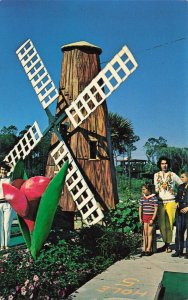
46, 41, 118, 218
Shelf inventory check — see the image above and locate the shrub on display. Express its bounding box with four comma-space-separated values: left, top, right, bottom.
117, 173, 145, 202
1, 173, 143, 299
0, 225, 141, 299
0, 240, 88, 299
104, 199, 142, 234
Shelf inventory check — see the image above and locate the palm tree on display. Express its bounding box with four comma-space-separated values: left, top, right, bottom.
108, 112, 134, 165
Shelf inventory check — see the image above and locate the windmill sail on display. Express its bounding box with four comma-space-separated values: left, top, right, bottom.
4, 126, 104, 225
16, 39, 59, 109
50, 141, 104, 225
65, 46, 138, 128
4, 122, 43, 172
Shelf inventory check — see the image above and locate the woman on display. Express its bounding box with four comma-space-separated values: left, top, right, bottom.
154, 156, 182, 253
0, 161, 14, 250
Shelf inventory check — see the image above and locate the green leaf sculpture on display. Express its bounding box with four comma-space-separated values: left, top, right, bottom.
30, 161, 68, 259
17, 215, 31, 249
12, 159, 28, 181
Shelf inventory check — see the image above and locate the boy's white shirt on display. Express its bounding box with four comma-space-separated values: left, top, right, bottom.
154, 171, 182, 201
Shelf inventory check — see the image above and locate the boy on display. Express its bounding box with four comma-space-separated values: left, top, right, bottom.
139, 183, 158, 256
171, 170, 188, 258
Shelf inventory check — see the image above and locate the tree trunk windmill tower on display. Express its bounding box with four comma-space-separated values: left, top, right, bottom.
45, 41, 119, 218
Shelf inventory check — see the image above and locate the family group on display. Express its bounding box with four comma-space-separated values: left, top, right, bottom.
139, 156, 188, 258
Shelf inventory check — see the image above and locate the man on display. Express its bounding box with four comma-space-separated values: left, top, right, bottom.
171, 170, 188, 258
154, 156, 182, 252
0, 161, 14, 250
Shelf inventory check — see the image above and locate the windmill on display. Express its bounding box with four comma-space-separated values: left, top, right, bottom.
4, 39, 138, 226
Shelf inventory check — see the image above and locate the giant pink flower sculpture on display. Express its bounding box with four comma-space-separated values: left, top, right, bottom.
2, 161, 68, 259
3, 176, 51, 231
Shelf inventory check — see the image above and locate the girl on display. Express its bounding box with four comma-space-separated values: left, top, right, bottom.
139, 183, 158, 256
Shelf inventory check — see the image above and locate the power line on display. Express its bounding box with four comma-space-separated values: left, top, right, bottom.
101, 36, 187, 65
144, 37, 186, 52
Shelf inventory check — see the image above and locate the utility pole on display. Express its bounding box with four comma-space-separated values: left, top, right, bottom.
127, 145, 131, 189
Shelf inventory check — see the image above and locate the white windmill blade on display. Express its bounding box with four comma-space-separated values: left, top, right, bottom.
50, 141, 104, 225
4, 122, 43, 174
65, 46, 138, 128
16, 39, 59, 109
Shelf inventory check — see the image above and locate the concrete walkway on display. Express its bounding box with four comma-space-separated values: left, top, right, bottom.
69, 238, 188, 300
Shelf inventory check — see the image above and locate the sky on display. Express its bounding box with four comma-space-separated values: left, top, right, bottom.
0, 0, 187, 159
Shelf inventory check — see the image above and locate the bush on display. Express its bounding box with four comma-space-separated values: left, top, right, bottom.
0, 173, 143, 299
78, 225, 141, 259
117, 173, 145, 201
104, 199, 142, 234
0, 226, 141, 299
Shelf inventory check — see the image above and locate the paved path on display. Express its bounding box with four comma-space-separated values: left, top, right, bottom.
69, 239, 188, 300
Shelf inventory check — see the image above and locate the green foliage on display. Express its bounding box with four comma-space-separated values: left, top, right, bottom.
0, 126, 18, 162
156, 146, 188, 174
0, 240, 88, 299
0, 225, 141, 299
0, 125, 51, 176
0, 170, 143, 299
104, 200, 142, 234
104, 173, 145, 234
26, 131, 52, 177
96, 228, 141, 259
116, 173, 145, 200
108, 112, 140, 165
78, 223, 141, 259
144, 136, 167, 164
144, 162, 159, 174
108, 112, 133, 150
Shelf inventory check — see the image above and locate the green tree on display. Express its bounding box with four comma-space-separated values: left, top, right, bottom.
31, 131, 52, 176
108, 112, 134, 165
18, 125, 31, 137
144, 136, 167, 164
0, 124, 51, 176
17, 125, 51, 176
0, 125, 18, 162
156, 147, 188, 174
126, 135, 140, 188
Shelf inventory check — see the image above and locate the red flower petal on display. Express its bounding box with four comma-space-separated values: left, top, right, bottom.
23, 218, 35, 232
2, 183, 29, 217
20, 176, 51, 201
